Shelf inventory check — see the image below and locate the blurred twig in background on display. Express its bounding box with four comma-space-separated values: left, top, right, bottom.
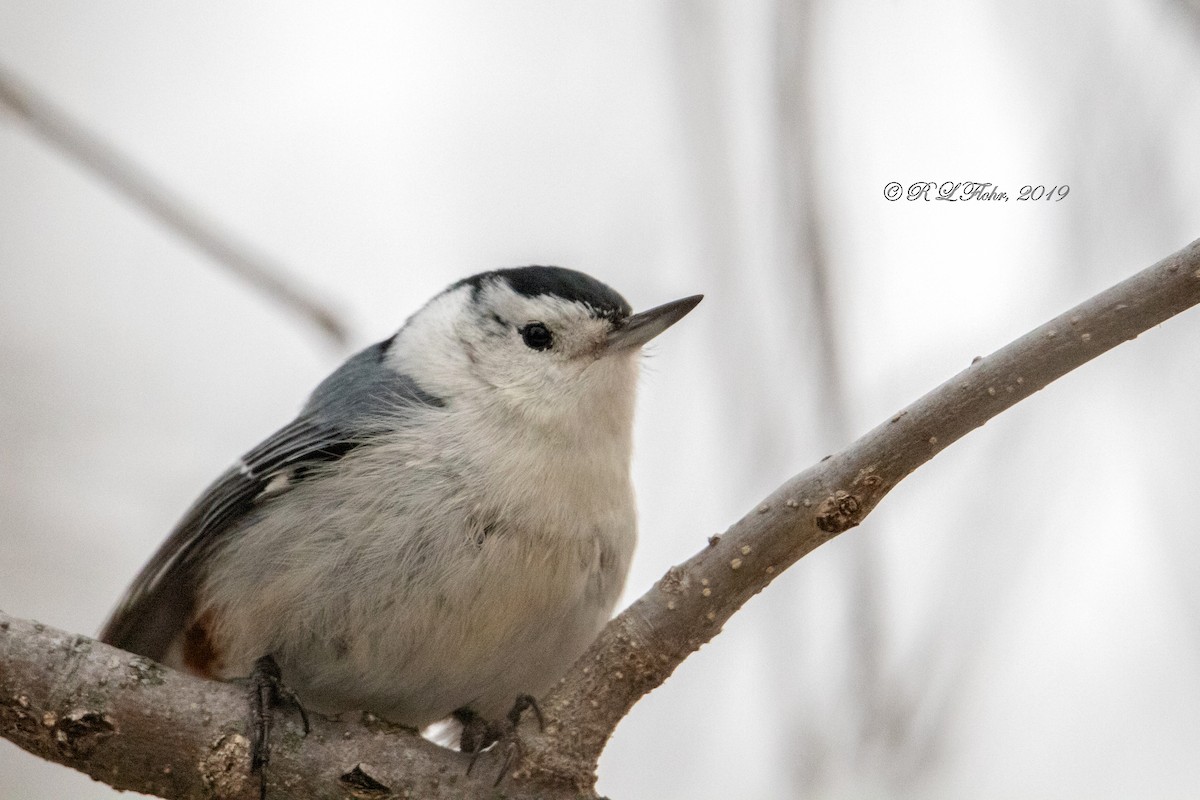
1167, 0, 1200, 34
773, 0, 920, 791
0, 61, 349, 347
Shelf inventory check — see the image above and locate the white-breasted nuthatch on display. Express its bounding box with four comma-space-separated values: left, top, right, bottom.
101, 266, 700, 748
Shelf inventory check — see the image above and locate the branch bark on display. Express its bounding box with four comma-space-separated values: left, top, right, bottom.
4, 238, 1200, 798
0, 612, 541, 799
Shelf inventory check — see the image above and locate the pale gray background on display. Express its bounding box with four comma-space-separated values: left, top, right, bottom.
3, 2, 1200, 799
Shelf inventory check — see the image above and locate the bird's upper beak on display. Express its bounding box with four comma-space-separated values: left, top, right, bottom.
606, 294, 703, 352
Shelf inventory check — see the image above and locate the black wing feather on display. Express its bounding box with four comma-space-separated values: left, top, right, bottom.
99, 340, 442, 660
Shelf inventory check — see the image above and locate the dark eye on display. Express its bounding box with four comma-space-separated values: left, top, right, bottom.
520, 322, 553, 351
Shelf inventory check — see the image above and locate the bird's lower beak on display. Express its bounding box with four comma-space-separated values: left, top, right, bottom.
606, 294, 703, 351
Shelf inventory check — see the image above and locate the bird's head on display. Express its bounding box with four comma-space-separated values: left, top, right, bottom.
387, 266, 701, 430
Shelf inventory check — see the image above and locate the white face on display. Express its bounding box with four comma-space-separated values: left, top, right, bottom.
387, 279, 640, 427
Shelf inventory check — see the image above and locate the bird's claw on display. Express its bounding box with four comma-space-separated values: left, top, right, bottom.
458, 694, 544, 786
248, 655, 310, 799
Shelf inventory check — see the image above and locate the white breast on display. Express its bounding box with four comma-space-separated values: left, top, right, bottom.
191, 398, 637, 725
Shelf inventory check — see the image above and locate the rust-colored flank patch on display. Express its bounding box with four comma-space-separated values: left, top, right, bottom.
182, 610, 224, 678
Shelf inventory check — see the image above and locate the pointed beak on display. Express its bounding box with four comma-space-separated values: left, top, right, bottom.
606, 294, 703, 352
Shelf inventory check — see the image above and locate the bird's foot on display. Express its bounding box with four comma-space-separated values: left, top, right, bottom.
247, 655, 310, 799
457, 694, 544, 786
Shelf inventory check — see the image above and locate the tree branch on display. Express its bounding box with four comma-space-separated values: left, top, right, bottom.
526, 236, 1200, 773
4, 238, 1200, 798
0, 612, 545, 799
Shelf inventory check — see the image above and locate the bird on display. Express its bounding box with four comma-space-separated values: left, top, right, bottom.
99, 266, 701, 773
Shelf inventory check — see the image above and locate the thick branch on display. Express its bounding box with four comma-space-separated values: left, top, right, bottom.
529, 237, 1200, 776
0, 612, 575, 799
4, 239, 1200, 797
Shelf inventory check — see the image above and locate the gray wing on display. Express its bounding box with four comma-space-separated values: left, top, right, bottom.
99, 338, 442, 661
